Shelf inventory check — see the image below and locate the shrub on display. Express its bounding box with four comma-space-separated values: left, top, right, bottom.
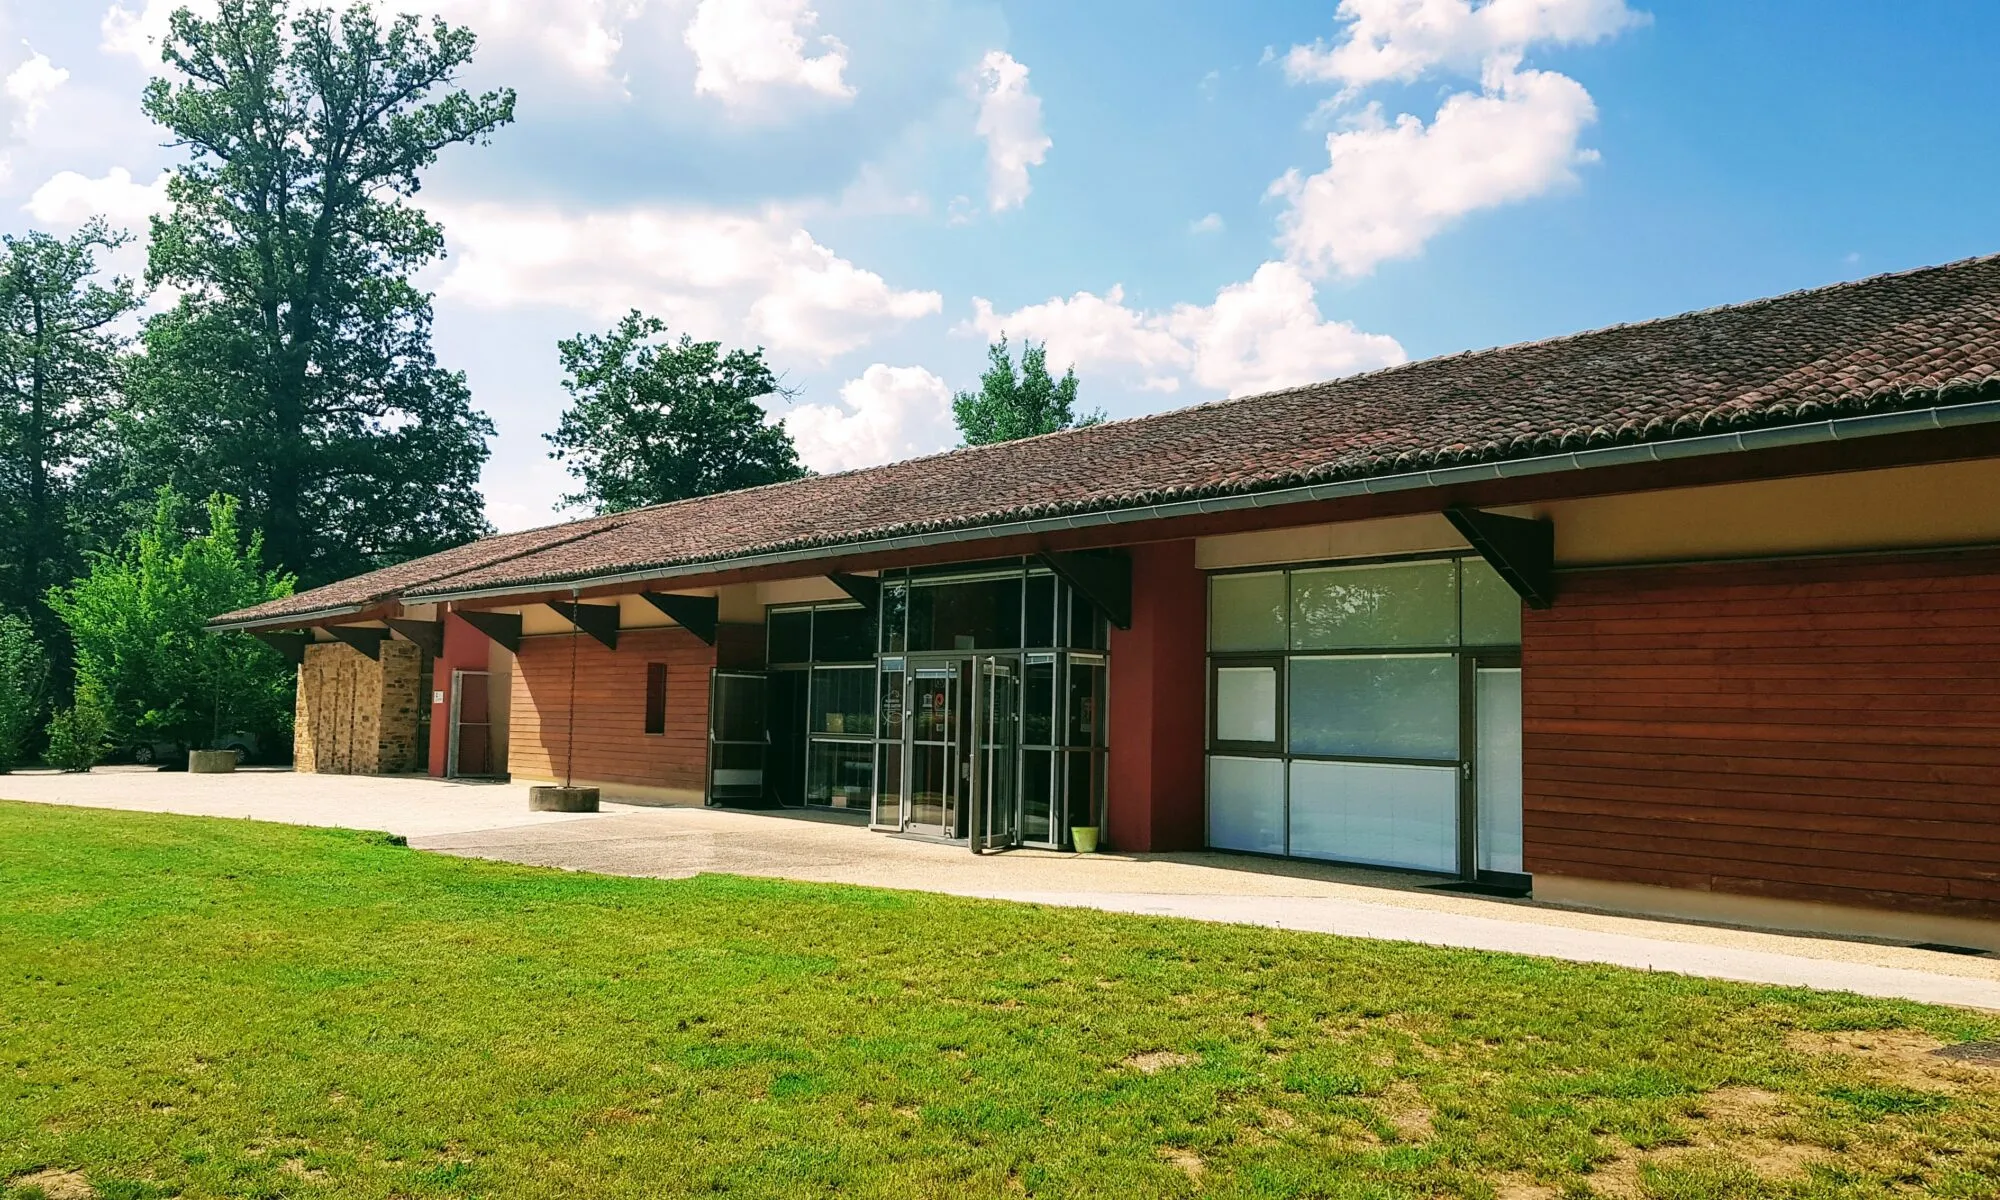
45, 681, 113, 773
0, 613, 48, 771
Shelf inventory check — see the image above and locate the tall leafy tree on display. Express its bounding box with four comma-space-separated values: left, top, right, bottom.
0, 612, 49, 771
123, 0, 513, 587
0, 223, 141, 641
48, 488, 296, 752
952, 335, 1101, 446
547, 311, 807, 514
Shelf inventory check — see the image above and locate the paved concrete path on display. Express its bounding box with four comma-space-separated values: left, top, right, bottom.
7, 770, 1999, 1009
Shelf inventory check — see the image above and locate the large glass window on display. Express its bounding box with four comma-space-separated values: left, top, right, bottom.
1206, 554, 1522, 876
909, 576, 1023, 651
1462, 558, 1523, 646
1210, 572, 1287, 652
1292, 560, 1458, 650
807, 741, 874, 811
1287, 655, 1458, 760
1213, 664, 1279, 745
768, 609, 812, 664
814, 606, 875, 662
1208, 756, 1285, 855
1024, 574, 1057, 648
810, 666, 874, 736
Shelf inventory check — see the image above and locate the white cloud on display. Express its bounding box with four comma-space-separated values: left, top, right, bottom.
786, 364, 957, 473
6, 47, 68, 138
1167, 261, 1405, 395
685, 0, 853, 106
1272, 63, 1597, 277
432, 201, 941, 360
972, 50, 1049, 212
1283, 0, 1644, 91
1189, 212, 1224, 234
969, 284, 1191, 393
969, 262, 1404, 399
102, 0, 636, 81
25, 166, 170, 228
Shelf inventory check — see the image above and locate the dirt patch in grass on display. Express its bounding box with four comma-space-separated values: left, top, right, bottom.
1372, 1080, 1433, 1143
1789, 1027, 1999, 1090
1157, 1146, 1205, 1181
6, 1169, 94, 1199
1124, 1050, 1194, 1074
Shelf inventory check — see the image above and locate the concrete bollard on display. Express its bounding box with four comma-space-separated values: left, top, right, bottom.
189, 749, 239, 774
530, 785, 600, 813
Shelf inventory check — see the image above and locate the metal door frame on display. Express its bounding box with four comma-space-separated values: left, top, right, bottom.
903, 659, 964, 836
447, 668, 491, 778
706, 669, 769, 806
970, 655, 1022, 853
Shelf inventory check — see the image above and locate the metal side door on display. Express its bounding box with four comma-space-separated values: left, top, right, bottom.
707, 670, 767, 806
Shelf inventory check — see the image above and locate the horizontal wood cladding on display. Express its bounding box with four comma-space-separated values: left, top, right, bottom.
510, 628, 716, 791
1523, 549, 2000, 920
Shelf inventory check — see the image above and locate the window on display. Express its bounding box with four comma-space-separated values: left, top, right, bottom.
1206, 555, 1522, 876
1212, 661, 1280, 747
644, 663, 667, 735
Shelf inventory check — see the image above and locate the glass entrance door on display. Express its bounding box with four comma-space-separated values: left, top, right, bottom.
971, 656, 1021, 852
901, 655, 1022, 849
906, 663, 965, 835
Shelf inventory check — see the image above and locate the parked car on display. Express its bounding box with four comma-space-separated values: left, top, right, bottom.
128, 733, 264, 768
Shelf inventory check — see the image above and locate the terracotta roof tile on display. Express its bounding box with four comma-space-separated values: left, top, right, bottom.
218, 254, 2000, 626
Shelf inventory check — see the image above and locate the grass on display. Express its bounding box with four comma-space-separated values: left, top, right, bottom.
3, 800, 2000, 1199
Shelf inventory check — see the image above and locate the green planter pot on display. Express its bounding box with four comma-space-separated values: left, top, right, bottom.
1070, 826, 1099, 854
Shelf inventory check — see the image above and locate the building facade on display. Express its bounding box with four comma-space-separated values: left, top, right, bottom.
214, 257, 2000, 950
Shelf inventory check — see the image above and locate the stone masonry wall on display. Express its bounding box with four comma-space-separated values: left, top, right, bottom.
294, 639, 422, 774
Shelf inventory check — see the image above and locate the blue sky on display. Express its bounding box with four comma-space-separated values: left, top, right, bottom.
6, 0, 1997, 529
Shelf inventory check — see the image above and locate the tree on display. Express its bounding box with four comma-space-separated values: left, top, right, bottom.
547, 311, 807, 513
0, 224, 142, 642
48, 488, 296, 753
952, 335, 1102, 446
44, 679, 111, 773
122, 0, 514, 587
0, 612, 49, 772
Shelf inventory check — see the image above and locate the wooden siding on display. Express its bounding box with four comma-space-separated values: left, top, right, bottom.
509, 628, 716, 791
1523, 549, 2000, 919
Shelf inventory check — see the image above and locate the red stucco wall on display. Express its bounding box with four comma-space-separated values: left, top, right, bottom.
1106, 539, 1208, 852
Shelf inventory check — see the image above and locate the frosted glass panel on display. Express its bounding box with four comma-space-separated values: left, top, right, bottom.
1292, 560, 1457, 650
1476, 668, 1525, 874
1289, 655, 1458, 759
1288, 760, 1457, 872
1462, 558, 1523, 646
1208, 756, 1286, 854
1215, 666, 1278, 743
1210, 572, 1287, 651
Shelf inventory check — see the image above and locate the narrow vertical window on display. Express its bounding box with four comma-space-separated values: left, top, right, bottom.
644, 663, 667, 735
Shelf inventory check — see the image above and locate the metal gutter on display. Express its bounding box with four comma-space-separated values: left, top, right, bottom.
314, 397, 2000, 611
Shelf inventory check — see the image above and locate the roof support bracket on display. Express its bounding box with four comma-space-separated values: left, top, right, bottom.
456, 609, 522, 653
1038, 550, 1132, 631
1444, 505, 1556, 609
639, 592, 718, 645
327, 626, 388, 660
549, 601, 619, 650
250, 630, 307, 665
827, 572, 881, 613
386, 618, 443, 657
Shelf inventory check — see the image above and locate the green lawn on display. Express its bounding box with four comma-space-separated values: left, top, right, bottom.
4, 802, 2000, 1200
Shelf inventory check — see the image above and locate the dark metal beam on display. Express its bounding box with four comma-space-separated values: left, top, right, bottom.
1038, 550, 1132, 630
326, 625, 388, 660
827, 572, 881, 613
639, 592, 718, 645
548, 601, 619, 650
455, 609, 522, 652
250, 630, 307, 665
1444, 505, 1556, 609
385, 618, 443, 657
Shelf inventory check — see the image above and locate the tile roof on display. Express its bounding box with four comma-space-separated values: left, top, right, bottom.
217, 254, 2000, 627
